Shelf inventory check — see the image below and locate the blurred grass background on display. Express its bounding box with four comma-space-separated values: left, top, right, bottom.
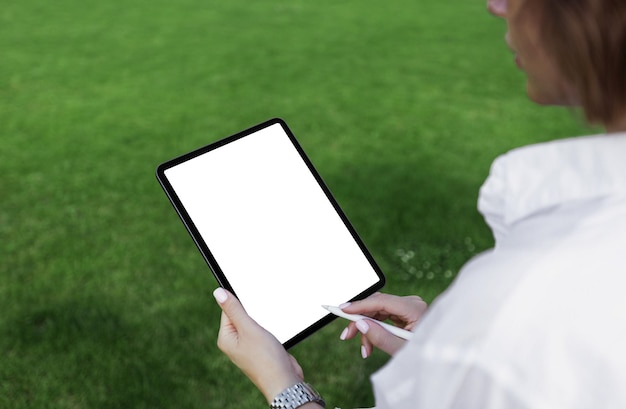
0, 0, 590, 407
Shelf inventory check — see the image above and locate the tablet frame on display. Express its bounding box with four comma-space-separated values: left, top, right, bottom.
156, 118, 385, 348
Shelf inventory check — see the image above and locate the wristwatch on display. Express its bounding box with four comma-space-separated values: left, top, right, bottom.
270, 382, 326, 409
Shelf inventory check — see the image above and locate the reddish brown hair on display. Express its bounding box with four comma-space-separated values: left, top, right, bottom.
533, 0, 626, 125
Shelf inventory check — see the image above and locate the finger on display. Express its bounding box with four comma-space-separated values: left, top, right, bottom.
487, 0, 507, 17
343, 293, 426, 324
356, 319, 406, 356
339, 322, 375, 358
218, 310, 235, 336
343, 292, 415, 315
339, 322, 360, 341
213, 288, 254, 328
214, 288, 257, 354
360, 332, 373, 359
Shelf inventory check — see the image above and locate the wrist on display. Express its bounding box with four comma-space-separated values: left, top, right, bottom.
268, 382, 326, 409
262, 375, 303, 404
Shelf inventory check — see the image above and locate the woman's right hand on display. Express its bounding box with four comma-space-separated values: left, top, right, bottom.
339, 292, 427, 358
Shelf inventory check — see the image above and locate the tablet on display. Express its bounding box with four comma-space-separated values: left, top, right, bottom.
156, 118, 385, 348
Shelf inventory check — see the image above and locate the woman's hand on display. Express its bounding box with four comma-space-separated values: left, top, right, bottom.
339, 292, 427, 358
213, 288, 304, 404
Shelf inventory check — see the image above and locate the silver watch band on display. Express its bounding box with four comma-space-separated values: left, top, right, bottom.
270, 382, 326, 409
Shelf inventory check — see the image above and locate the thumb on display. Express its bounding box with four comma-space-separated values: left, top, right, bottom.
357, 319, 406, 357
213, 288, 253, 330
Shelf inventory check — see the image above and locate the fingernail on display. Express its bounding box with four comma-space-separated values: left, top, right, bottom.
213, 288, 228, 304
356, 320, 369, 335
361, 345, 368, 359
340, 327, 349, 341
339, 302, 351, 309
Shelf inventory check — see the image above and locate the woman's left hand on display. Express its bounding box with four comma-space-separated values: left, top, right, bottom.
213, 288, 304, 404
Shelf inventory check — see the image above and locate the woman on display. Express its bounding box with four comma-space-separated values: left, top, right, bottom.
213, 0, 626, 407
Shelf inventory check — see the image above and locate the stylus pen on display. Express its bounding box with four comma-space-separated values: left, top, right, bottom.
322, 305, 413, 340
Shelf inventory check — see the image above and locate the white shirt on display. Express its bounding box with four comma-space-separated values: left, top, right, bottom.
371, 133, 626, 409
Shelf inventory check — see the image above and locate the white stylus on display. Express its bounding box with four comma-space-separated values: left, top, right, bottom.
322, 305, 413, 340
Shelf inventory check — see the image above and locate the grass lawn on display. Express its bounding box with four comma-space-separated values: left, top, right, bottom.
0, 0, 591, 407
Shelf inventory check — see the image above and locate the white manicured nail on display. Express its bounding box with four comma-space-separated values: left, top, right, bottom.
213, 288, 228, 304
340, 327, 349, 340
356, 320, 369, 334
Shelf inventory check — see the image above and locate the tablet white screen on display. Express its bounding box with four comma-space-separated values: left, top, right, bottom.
162, 122, 382, 344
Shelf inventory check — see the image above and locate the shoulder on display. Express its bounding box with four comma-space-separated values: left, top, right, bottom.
372, 197, 626, 408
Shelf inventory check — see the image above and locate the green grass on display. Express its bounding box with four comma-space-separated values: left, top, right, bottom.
0, 0, 591, 407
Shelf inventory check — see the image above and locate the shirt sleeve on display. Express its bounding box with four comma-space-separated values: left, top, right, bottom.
371, 346, 533, 409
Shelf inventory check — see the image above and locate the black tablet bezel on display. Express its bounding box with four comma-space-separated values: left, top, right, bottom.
155, 118, 385, 348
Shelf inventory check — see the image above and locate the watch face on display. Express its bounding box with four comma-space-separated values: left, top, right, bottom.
302, 383, 321, 399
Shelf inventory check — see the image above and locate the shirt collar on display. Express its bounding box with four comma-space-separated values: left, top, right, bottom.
478, 133, 626, 241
